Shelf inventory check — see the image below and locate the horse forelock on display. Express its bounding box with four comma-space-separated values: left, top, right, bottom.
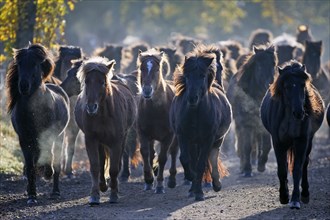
78, 57, 113, 94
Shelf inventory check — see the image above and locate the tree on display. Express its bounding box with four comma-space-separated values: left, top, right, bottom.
0, 0, 75, 62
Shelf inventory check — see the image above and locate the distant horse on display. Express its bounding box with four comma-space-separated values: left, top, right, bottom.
302, 40, 330, 103
248, 29, 273, 51
260, 60, 324, 209
54, 45, 82, 80
170, 45, 231, 201
296, 25, 313, 45
122, 42, 149, 74
93, 44, 123, 73
6, 43, 70, 204
227, 45, 277, 177
136, 48, 179, 193
75, 57, 137, 205
157, 46, 184, 80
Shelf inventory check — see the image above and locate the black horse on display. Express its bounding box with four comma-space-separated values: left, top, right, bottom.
227, 45, 277, 177
170, 45, 231, 201
260, 60, 324, 209
5, 43, 70, 204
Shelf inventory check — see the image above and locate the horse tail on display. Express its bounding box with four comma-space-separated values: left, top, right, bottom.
288, 147, 294, 176
203, 158, 229, 182
130, 142, 142, 168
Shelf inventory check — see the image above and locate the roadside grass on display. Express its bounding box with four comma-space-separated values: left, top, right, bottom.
0, 112, 23, 175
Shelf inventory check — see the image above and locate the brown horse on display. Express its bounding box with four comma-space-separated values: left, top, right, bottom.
75, 57, 136, 205
6, 43, 70, 204
136, 48, 179, 193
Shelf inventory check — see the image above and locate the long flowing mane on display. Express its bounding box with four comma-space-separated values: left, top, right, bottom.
6, 43, 55, 113
174, 45, 217, 96
77, 56, 115, 95
269, 60, 323, 116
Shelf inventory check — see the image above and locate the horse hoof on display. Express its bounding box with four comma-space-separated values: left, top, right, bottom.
257, 164, 266, 172
27, 197, 37, 205
195, 193, 205, 201
99, 183, 108, 192
119, 176, 129, 183
50, 191, 61, 200
167, 179, 176, 188
109, 193, 119, 203
242, 172, 253, 177
183, 179, 192, 186
289, 201, 301, 209
144, 183, 153, 191
203, 182, 212, 188
188, 191, 194, 198
88, 196, 100, 206
212, 183, 222, 192
155, 186, 165, 194
301, 195, 310, 204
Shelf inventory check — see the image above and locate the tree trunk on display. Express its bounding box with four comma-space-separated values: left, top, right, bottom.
15, 0, 36, 49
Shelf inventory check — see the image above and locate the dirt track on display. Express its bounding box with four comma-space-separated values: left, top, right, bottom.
1, 132, 329, 220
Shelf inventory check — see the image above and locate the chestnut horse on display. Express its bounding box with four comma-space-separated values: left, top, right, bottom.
136, 48, 178, 193
170, 45, 231, 201
6, 43, 70, 204
261, 60, 324, 209
75, 57, 136, 205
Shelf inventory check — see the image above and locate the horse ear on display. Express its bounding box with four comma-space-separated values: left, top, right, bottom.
253, 46, 259, 54
138, 49, 143, 56
106, 59, 116, 70
301, 64, 306, 72
267, 45, 275, 53
278, 66, 284, 75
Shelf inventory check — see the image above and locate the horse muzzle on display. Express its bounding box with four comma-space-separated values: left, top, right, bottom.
188, 95, 199, 107
86, 103, 99, 115
19, 80, 31, 96
142, 85, 153, 99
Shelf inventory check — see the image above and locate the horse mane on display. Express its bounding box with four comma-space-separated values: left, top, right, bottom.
236, 44, 276, 83
77, 56, 115, 95
174, 44, 217, 96
6, 43, 55, 113
270, 60, 323, 116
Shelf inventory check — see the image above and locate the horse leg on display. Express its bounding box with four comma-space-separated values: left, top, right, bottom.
167, 137, 178, 189
273, 141, 289, 205
140, 135, 154, 190
241, 129, 253, 177
21, 144, 38, 204
290, 138, 308, 209
109, 144, 123, 203
210, 138, 224, 192
194, 140, 214, 201
85, 136, 101, 205
99, 144, 108, 192
155, 136, 172, 194
51, 135, 63, 199
301, 138, 312, 204
178, 135, 194, 188
257, 133, 272, 172
120, 127, 135, 181
64, 125, 79, 178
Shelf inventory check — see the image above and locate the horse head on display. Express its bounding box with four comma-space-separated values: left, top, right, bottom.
183, 53, 216, 107
15, 44, 55, 96
78, 57, 115, 115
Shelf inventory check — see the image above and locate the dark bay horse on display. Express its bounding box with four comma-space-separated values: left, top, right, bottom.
75, 57, 137, 205
54, 45, 82, 80
302, 40, 330, 103
137, 48, 178, 193
227, 45, 277, 177
260, 61, 324, 209
170, 45, 231, 201
5, 43, 70, 204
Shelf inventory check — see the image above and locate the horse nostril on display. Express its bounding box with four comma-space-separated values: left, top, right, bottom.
86, 103, 98, 114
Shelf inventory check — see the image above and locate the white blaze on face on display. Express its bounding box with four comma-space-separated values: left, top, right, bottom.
147, 60, 153, 75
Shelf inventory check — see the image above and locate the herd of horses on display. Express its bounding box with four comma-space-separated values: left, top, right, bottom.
4, 25, 330, 210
